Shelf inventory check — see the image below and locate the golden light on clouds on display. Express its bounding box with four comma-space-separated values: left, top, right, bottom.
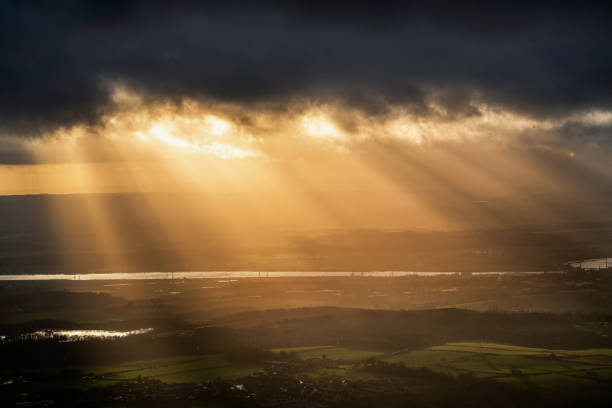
301, 114, 344, 141
1, 85, 611, 199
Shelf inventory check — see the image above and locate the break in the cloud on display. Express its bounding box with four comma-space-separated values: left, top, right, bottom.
2, 85, 610, 165
1, 1, 612, 138
0, 1, 611, 200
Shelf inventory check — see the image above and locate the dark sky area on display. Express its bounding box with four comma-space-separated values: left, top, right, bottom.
1, 1, 611, 136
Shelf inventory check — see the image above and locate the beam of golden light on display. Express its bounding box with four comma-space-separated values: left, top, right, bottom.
99, 138, 234, 275
1, 85, 610, 241
27, 138, 134, 274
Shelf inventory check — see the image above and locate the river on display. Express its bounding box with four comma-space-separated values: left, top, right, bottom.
0, 270, 565, 281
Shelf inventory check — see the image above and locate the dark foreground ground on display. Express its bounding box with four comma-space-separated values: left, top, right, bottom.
5, 367, 611, 408
1, 273, 612, 407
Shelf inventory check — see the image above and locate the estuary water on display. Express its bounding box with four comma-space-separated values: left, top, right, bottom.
0, 270, 564, 281
569, 258, 612, 270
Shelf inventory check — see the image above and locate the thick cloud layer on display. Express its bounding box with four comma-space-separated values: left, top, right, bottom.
1, 0, 611, 136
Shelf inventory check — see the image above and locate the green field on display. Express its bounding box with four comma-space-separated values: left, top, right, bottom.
385, 342, 612, 387
81, 354, 261, 383
3, 354, 262, 394
431, 342, 612, 357
272, 343, 612, 386
5, 342, 612, 396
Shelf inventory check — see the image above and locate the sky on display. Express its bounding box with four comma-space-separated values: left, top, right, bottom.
0, 1, 611, 215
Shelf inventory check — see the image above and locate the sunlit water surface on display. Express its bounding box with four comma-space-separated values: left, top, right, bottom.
0, 271, 565, 281
3, 328, 154, 342
569, 258, 612, 270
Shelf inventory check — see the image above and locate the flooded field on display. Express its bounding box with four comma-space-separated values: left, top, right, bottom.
2, 328, 154, 342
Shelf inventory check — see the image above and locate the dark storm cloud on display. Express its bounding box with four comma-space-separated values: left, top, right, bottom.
1, 0, 612, 136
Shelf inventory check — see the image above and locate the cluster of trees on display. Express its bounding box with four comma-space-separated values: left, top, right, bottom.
225, 307, 612, 350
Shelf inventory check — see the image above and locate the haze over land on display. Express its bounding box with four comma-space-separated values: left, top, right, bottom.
2, 192, 612, 274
